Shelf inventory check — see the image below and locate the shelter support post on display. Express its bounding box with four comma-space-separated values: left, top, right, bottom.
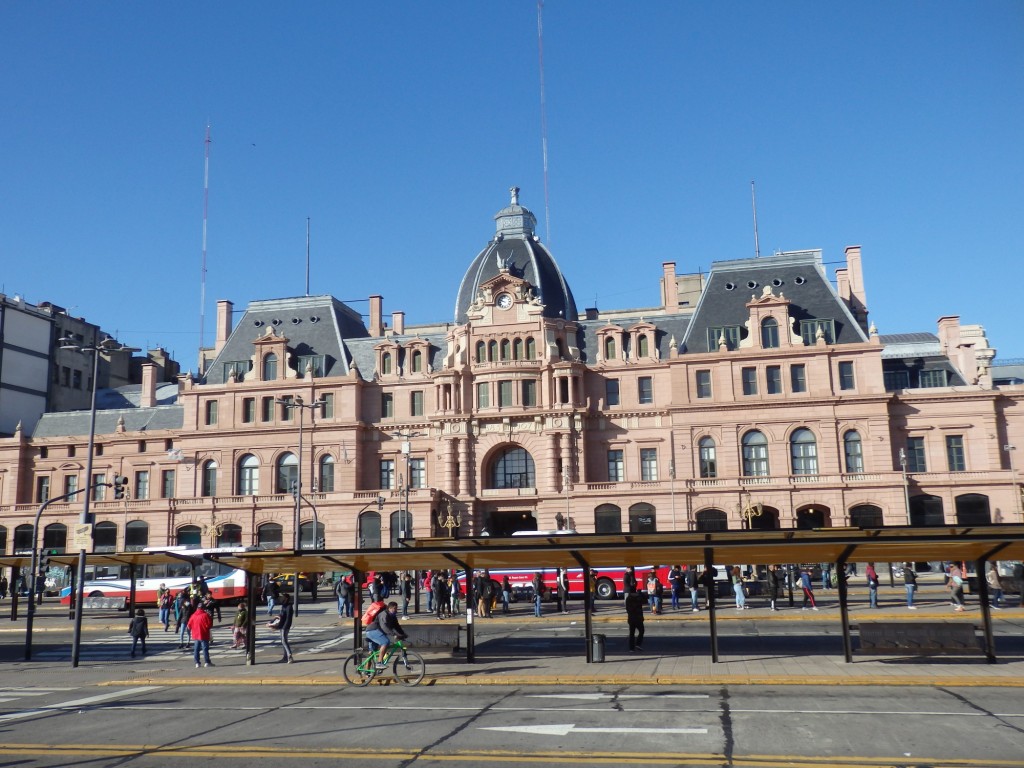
8, 567, 18, 621
570, 551, 594, 663
445, 554, 473, 663
128, 564, 138, 617
246, 571, 258, 665
704, 547, 718, 663
977, 543, 1008, 664
352, 569, 364, 651
836, 546, 857, 663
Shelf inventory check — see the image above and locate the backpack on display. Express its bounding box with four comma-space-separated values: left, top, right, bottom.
362, 600, 385, 627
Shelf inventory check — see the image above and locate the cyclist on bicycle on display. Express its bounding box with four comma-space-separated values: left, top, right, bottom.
364, 601, 408, 665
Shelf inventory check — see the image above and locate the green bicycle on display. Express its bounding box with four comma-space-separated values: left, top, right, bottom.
342, 639, 426, 687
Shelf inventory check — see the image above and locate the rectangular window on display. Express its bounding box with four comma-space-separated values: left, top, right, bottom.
640, 448, 658, 481
223, 361, 248, 381
380, 460, 395, 489
382, 393, 394, 418
918, 369, 947, 388
242, 397, 256, 423
138, 440, 147, 453
64, 474, 79, 496
498, 380, 513, 407
261, 396, 274, 422
790, 364, 807, 393
476, 382, 489, 408
695, 370, 712, 399
707, 325, 741, 350
161, 469, 176, 499
766, 365, 782, 395
946, 435, 966, 472
741, 367, 758, 395
409, 458, 426, 488
799, 319, 836, 345
884, 369, 911, 391
606, 379, 620, 406
135, 471, 150, 500
36, 476, 50, 503
321, 393, 334, 418
608, 449, 625, 482
906, 437, 927, 473
279, 395, 293, 421
838, 361, 856, 391
68, 445, 76, 458
522, 379, 537, 406
92, 473, 106, 501
410, 390, 424, 416
638, 376, 653, 404
297, 354, 325, 377
205, 400, 218, 425
62, 366, 70, 386
72, 369, 83, 389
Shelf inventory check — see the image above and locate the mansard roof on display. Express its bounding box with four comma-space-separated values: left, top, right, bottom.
681, 250, 869, 354
33, 403, 184, 438
204, 295, 368, 384
576, 314, 691, 364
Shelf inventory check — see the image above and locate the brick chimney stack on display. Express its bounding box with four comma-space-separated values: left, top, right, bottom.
139, 363, 157, 408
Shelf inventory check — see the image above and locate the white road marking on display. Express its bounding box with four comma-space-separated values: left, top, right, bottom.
0, 686, 164, 724
480, 724, 708, 736
527, 693, 709, 700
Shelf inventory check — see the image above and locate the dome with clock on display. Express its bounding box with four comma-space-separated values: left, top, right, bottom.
454, 187, 578, 324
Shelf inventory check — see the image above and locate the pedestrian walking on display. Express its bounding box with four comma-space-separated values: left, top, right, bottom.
866, 563, 880, 609
178, 595, 195, 648
624, 589, 645, 652
275, 592, 295, 662
265, 580, 280, 617
231, 603, 248, 649
157, 584, 172, 631
0, 574, 8, 600
799, 567, 818, 610
986, 564, 1005, 609
187, 604, 214, 667
948, 563, 967, 611
903, 563, 918, 609
128, 608, 149, 657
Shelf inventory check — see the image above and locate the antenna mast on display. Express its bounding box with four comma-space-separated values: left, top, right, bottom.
750, 180, 761, 259
198, 123, 211, 373
537, 0, 551, 244
305, 217, 311, 296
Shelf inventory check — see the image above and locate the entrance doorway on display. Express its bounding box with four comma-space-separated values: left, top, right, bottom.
489, 510, 537, 537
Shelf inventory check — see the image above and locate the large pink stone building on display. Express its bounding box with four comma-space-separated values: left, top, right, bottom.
2, 189, 1022, 555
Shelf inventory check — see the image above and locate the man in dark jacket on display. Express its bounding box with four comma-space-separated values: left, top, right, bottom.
624, 590, 645, 652
685, 566, 700, 611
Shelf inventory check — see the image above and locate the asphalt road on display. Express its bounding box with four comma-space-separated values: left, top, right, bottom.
2, 682, 1022, 767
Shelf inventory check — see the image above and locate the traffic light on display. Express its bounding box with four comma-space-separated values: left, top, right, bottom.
113, 475, 128, 499
40, 550, 49, 570
377, 495, 385, 511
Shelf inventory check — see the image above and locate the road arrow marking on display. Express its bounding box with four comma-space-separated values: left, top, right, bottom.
480, 724, 707, 736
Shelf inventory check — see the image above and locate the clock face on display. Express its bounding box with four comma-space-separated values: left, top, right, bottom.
496, 293, 513, 310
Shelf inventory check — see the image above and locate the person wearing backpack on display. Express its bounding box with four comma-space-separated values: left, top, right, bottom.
365, 601, 408, 663
361, 598, 388, 649
128, 608, 149, 657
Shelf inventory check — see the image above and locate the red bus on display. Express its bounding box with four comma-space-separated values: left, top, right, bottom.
474, 564, 676, 601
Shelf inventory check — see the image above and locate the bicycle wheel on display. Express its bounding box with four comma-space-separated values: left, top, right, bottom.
392, 650, 425, 686
342, 651, 374, 687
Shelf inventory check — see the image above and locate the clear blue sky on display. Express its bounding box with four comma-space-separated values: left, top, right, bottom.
2, 2, 1022, 369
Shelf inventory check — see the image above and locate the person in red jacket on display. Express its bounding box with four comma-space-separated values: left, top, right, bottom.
187, 605, 214, 668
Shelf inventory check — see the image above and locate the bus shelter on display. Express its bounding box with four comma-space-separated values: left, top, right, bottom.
211, 524, 1024, 666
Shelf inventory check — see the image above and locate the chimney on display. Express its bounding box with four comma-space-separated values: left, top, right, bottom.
139, 363, 157, 408
585, 307, 599, 321
215, 300, 233, 355
369, 295, 384, 337
843, 246, 869, 332
660, 262, 679, 310
392, 311, 405, 336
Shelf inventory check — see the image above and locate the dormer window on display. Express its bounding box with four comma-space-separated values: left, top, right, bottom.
800, 319, 835, 345
262, 353, 278, 381
381, 352, 393, 375
707, 325, 741, 351
411, 350, 423, 373
604, 337, 616, 360
761, 317, 780, 349
637, 334, 649, 358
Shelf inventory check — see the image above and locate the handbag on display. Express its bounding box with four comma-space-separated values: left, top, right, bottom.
267, 617, 282, 630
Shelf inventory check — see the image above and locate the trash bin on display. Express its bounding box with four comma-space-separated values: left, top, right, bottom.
591, 633, 606, 663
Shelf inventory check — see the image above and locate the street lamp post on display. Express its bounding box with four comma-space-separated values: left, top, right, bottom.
899, 448, 912, 526
276, 395, 326, 614
62, 335, 138, 668
390, 431, 425, 541
1005, 445, 1021, 520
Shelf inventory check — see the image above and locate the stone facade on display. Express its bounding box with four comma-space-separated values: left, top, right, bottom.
1, 191, 1022, 555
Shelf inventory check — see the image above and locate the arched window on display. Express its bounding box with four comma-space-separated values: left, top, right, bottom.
849, 504, 884, 528
489, 446, 536, 489
125, 520, 149, 551
488, 340, 498, 361
525, 337, 536, 360
42, 523, 67, 553
594, 504, 622, 534
319, 455, 335, 492
795, 506, 828, 529
238, 454, 259, 496
390, 510, 413, 546
276, 452, 298, 494
843, 430, 864, 474
94, 521, 117, 553
790, 428, 818, 475
13, 524, 33, 554
381, 352, 392, 375
628, 503, 656, 533
257, 522, 283, 550
604, 337, 616, 360
637, 334, 649, 357
761, 317, 779, 349
358, 511, 381, 549
476, 341, 486, 363
411, 350, 423, 373
695, 509, 728, 532
699, 437, 717, 479
176, 524, 202, 548
513, 338, 524, 360
299, 520, 325, 550
500, 339, 511, 361
217, 523, 243, 547
955, 493, 992, 525
742, 431, 769, 477
910, 494, 945, 526
201, 460, 218, 497
262, 353, 278, 381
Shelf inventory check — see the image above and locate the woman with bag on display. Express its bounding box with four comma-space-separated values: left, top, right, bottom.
866, 563, 879, 609
948, 563, 967, 612
231, 603, 248, 650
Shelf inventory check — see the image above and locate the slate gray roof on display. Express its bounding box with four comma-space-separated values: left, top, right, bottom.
681, 250, 868, 354
204, 295, 367, 384
576, 315, 691, 363
878, 333, 942, 360
343, 335, 449, 381
33, 405, 184, 438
